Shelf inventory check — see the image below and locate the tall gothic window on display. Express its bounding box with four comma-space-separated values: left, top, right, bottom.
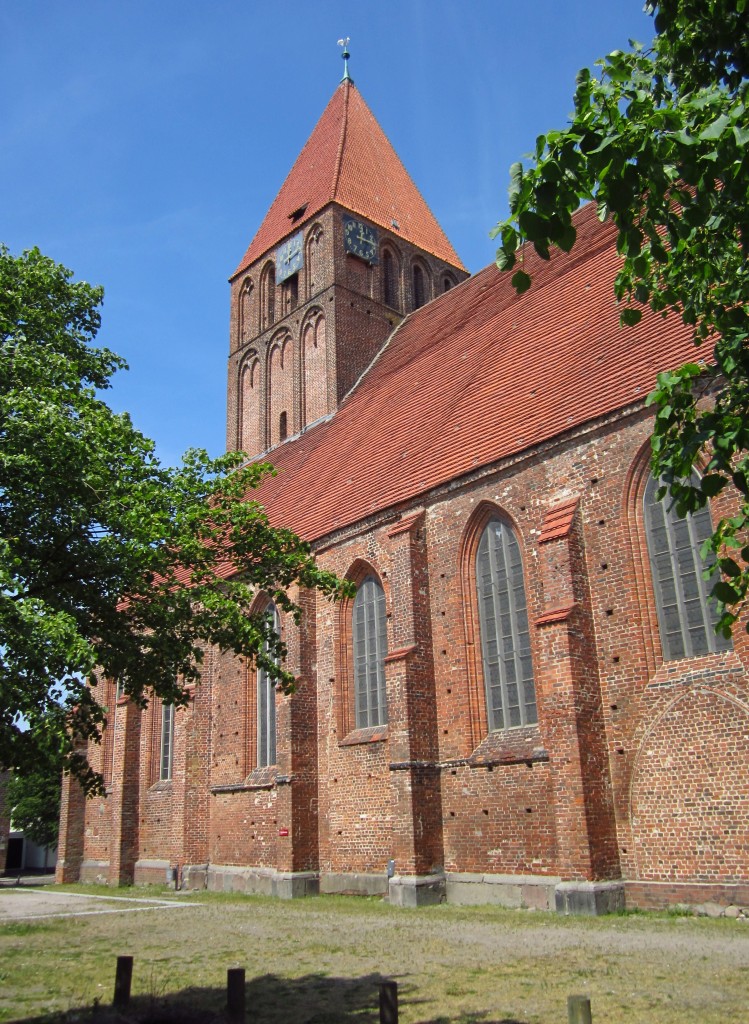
257, 602, 280, 767
160, 703, 174, 781
644, 474, 732, 661
476, 518, 536, 730
353, 575, 388, 728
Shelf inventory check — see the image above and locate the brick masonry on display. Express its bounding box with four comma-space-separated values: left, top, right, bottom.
58, 400, 749, 910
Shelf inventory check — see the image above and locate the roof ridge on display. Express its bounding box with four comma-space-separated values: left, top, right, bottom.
330, 81, 350, 201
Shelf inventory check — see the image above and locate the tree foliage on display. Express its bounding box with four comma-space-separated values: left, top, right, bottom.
0, 245, 350, 794
493, 0, 749, 635
5, 748, 62, 851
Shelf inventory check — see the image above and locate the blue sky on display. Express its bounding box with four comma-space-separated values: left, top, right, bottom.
1, 1, 655, 466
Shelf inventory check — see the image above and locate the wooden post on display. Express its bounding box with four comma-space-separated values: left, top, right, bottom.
568, 994, 592, 1024
379, 980, 398, 1024
227, 967, 246, 1022
113, 955, 133, 1007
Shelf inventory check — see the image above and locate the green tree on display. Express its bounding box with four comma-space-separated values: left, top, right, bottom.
6, 749, 62, 850
493, 0, 749, 634
0, 245, 349, 794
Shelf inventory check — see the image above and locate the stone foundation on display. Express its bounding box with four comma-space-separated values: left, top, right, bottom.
446, 871, 560, 910
555, 880, 625, 915
319, 871, 388, 897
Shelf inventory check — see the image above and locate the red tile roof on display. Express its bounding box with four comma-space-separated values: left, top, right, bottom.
232, 81, 465, 278
250, 204, 703, 544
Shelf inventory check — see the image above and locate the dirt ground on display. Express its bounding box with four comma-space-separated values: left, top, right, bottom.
1, 886, 748, 1023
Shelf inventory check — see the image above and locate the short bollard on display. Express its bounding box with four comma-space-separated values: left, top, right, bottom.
568, 993, 592, 1024
379, 980, 398, 1024
113, 955, 133, 1007
227, 967, 246, 1022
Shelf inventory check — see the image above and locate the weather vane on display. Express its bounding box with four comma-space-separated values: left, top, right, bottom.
338, 37, 353, 83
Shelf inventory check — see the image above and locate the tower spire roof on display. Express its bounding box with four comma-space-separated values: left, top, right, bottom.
232, 80, 465, 278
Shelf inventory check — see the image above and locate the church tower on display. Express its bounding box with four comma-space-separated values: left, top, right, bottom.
226, 58, 468, 457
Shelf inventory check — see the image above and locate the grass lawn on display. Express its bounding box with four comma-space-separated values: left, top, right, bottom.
0, 885, 747, 1023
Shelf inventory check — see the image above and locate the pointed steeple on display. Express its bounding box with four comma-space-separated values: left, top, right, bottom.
232, 81, 465, 278
338, 37, 353, 84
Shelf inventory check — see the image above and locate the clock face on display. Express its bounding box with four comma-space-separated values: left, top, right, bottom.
277, 230, 304, 282
343, 216, 379, 264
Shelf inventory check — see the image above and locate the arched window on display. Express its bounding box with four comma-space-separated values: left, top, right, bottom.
443, 275, 454, 293
279, 411, 288, 441
382, 249, 399, 309
644, 475, 731, 661
476, 518, 536, 730
160, 703, 174, 781
257, 602, 280, 768
412, 263, 426, 309
353, 575, 388, 728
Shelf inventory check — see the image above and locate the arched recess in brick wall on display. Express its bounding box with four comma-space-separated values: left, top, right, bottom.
459, 501, 537, 751
260, 261, 276, 330
629, 686, 749, 883
305, 223, 324, 298
267, 331, 295, 447
441, 271, 457, 293
239, 354, 261, 456
335, 558, 390, 740
381, 244, 401, 310
302, 308, 327, 426
238, 277, 254, 344
411, 258, 431, 310
624, 444, 730, 677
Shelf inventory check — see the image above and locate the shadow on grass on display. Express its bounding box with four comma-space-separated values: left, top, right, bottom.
1, 971, 529, 1024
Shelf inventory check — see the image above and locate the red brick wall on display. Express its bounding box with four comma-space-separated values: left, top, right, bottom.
62, 401, 749, 907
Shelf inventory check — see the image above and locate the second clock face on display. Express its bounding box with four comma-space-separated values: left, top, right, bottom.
343, 216, 379, 264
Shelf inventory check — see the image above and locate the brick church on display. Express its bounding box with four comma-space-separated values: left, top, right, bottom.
57, 66, 749, 913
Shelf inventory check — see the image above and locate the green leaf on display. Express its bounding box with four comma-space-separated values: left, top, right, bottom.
508, 161, 524, 202
699, 113, 731, 141
620, 307, 643, 327
511, 270, 532, 294
495, 248, 515, 272
701, 474, 728, 497
713, 581, 740, 605
518, 210, 548, 242
557, 223, 577, 253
